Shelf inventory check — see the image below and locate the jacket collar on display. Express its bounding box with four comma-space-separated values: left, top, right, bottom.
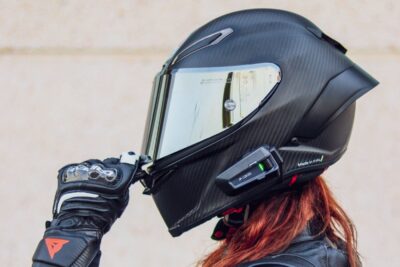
290, 224, 323, 245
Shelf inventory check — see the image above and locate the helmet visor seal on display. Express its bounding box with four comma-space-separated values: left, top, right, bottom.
143, 63, 281, 160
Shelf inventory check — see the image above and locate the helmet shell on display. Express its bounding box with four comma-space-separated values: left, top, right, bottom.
142, 9, 378, 236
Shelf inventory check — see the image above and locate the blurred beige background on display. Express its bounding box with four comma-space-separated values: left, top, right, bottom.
0, 1, 399, 266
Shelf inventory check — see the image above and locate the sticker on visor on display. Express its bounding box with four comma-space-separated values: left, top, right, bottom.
146, 63, 281, 160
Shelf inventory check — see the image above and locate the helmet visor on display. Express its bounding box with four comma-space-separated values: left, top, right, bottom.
142, 63, 281, 160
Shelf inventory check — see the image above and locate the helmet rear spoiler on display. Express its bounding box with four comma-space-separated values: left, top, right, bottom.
295, 65, 379, 138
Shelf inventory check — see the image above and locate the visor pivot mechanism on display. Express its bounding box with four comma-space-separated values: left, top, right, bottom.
215, 146, 282, 194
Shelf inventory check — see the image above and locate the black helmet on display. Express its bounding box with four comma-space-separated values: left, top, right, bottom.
140, 9, 378, 237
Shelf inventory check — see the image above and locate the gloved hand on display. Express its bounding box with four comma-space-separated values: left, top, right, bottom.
32, 152, 147, 267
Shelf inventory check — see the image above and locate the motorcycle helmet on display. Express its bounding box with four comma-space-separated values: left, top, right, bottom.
140, 9, 378, 237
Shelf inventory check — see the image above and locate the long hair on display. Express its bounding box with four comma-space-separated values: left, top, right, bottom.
200, 176, 359, 267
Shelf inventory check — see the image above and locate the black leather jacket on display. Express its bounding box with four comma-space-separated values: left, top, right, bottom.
239, 228, 349, 267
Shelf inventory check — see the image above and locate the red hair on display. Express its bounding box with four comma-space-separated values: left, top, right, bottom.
200, 176, 359, 267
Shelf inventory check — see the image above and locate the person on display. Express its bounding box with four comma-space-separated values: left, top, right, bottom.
32, 9, 378, 267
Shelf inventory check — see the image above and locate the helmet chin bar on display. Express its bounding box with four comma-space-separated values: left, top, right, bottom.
140, 146, 283, 196
216, 146, 283, 194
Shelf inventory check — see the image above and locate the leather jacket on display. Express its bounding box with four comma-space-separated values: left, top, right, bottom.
239, 227, 350, 267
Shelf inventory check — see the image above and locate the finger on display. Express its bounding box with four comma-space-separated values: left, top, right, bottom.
103, 157, 120, 165
119, 151, 139, 166
84, 159, 104, 165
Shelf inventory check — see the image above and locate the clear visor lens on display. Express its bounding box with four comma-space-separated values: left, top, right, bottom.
143, 63, 281, 160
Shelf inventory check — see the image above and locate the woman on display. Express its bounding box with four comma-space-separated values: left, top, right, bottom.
201, 176, 357, 266
33, 9, 377, 267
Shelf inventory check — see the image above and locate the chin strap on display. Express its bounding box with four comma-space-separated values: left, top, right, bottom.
211, 204, 250, 240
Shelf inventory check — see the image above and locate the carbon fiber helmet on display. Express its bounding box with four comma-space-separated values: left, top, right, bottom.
140, 9, 378, 237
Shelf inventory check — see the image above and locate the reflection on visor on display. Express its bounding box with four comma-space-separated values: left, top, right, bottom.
144, 63, 281, 160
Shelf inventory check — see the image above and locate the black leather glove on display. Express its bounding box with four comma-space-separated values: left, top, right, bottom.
32, 152, 147, 267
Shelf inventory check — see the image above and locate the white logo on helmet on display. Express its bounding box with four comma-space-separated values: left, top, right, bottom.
297, 155, 324, 167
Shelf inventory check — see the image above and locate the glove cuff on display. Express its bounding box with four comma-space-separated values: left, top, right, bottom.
32, 230, 100, 267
